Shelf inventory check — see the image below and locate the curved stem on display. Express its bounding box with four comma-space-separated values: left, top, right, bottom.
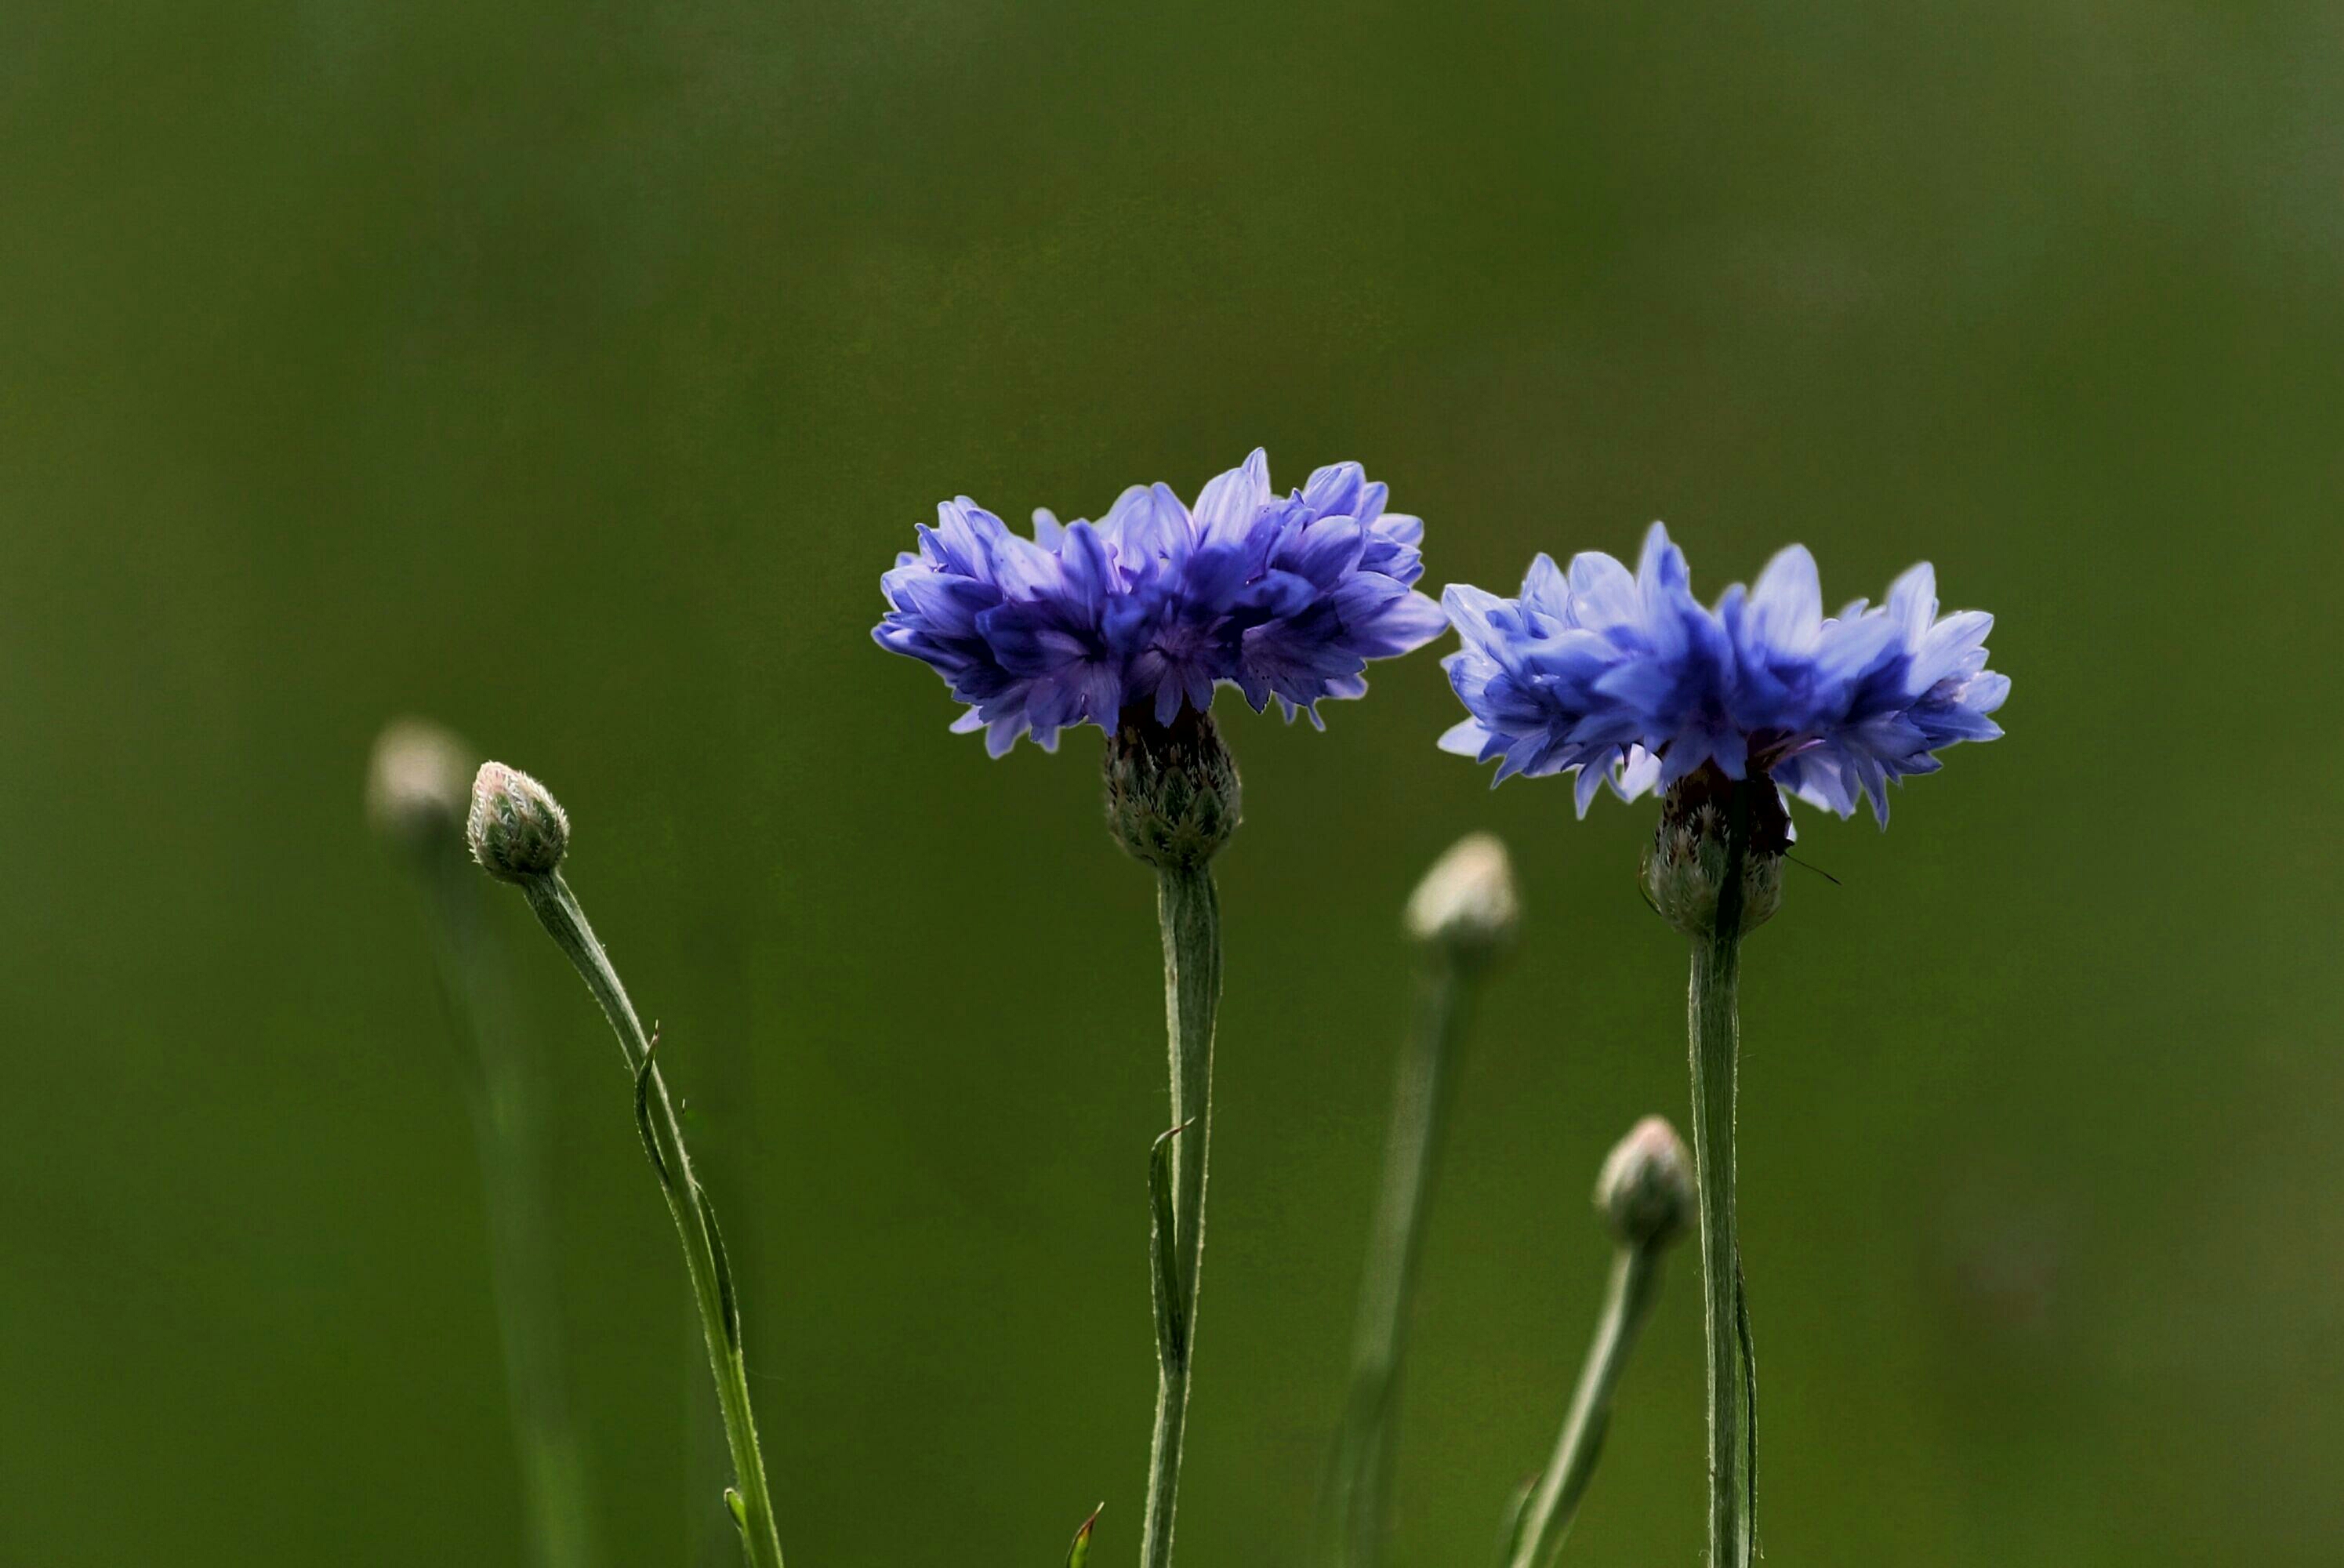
1326, 957, 1472, 1568
1141, 863, 1221, 1568
1506, 1247, 1666, 1568
520, 872, 788, 1568
417, 853, 602, 1568
1686, 787, 1755, 1568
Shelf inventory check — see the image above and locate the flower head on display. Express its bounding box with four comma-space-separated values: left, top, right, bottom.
1439, 524, 2008, 823
1404, 831, 1520, 961
1594, 1115, 1696, 1250
875, 451, 1446, 754
366, 718, 474, 858
467, 761, 570, 882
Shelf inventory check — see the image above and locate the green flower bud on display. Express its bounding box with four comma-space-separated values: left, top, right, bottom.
1594, 1115, 1695, 1250
1641, 765, 1788, 938
466, 761, 570, 883
1404, 831, 1520, 963
1103, 704, 1241, 870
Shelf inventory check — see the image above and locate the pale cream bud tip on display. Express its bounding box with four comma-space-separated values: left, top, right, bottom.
1405, 832, 1521, 956
366, 718, 475, 855
1594, 1115, 1696, 1250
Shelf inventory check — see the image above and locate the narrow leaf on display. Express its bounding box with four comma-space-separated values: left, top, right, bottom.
700, 1181, 742, 1354
633, 1031, 673, 1192
1493, 1472, 1537, 1567
1148, 1122, 1192, 1370
1065, 1501, 1104, 1568
1734, 1258, 1758, 1564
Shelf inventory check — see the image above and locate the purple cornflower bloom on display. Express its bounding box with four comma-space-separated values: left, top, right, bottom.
1439, 524, 2008, 822
875, 451, 1446, 753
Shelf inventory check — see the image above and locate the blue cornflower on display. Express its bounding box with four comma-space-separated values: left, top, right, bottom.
876, 450, 1447, 753
1439, 524, 2008, 822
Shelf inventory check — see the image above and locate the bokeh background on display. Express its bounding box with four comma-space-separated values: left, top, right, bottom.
5, 2, 2341, 1563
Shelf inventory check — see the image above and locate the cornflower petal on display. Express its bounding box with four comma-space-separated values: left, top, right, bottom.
1439, 528, 2007, 825
876, 451, 1444, 750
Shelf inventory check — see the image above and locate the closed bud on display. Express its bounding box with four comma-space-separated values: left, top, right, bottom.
467, 761, 570, 883
1641, 765, 1788, 938
1104, 704, 1240, 870
366, 718, 474, 859
1594, 1116, 1695, 1250
1404, 832, 1520, 963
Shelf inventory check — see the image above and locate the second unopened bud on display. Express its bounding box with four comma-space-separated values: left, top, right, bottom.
1594, 1116, 1695, 1250
1405, 832, 1520, 961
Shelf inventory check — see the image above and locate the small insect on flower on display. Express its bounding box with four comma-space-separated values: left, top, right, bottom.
1438, 524, 2008, 825
873, 450, 1449, 754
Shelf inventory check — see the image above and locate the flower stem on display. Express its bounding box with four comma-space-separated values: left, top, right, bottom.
1505, 1245, 1666, 1568
1686, 786, 1757, 1568
1141, 862, 1221, 1568
517, 871, 788, 1568
415, 851, 603, 1568
1326, 956, 1473, 1568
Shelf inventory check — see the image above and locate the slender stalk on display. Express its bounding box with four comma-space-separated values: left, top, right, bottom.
1141, 862, 1221, 1568
1505, 1247, 1665, 1568
689, 1307, 729, 1566
415, 851, 603, 1568
688, 998, 757, 1566
1685, 788, 1755, 1568
1326, 957, 1471, 1568
518, 871, 787, 1568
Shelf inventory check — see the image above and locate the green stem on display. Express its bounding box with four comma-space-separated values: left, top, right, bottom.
1686, 788, 1754, 1568
1326, 956, 1472, 1568
687, 1004, 758, 1566
1141, 862, 1221, 1568
418, 853, 603, 1568
1505, 1247, 1665, 1568
519, 871, 788, 1568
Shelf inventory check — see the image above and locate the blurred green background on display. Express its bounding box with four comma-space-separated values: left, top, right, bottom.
5, 1, 2341, 1563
